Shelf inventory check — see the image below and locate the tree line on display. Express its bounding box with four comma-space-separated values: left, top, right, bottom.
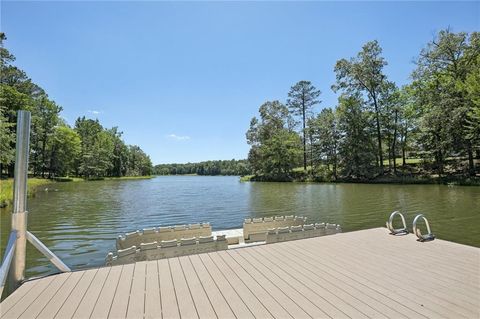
0, 33, 153, 179
247, 29, 480, 181
154, 160, 251, 176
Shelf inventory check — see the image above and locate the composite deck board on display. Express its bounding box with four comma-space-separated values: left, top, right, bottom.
90, 265, 123, 318
225, 250, 310, 319
302, 235, 479, 317
187, 255, 236, 319
157, 259, 180, 319
198, 253, 254, 319
108, 263, 135, 319
37, 271, 84, 319
17, 273, 70, 319
206, 252, 273, 318
168, 258, 198, 319
126, 261, 147, 319
177, 256, 216, 319
2, 275, 56, 319
294, 236, 475, 318
1, 228, 479, 319
144, 260, 161, 319
73, 266, 110, 319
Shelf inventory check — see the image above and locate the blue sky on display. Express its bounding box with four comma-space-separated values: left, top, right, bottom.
2, 1, 479, 164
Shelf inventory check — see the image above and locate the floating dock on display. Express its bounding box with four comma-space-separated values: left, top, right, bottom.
1, 227, 479, 319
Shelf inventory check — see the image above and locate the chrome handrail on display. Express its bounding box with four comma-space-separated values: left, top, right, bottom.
0, 231, 17, 297
386, 211, 409, 235
413, 214, 435, 242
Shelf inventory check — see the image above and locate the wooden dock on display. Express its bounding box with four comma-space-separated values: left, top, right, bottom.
1, 227, 479, 318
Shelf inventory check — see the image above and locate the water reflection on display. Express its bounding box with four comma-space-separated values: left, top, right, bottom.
1, 176, 479, 278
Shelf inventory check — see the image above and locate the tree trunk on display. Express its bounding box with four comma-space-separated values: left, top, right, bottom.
41, 132, 47, 178
467, 142, 475, 176
392, 110, 398, 175
402, 126, 407, 167
372, 95, 384, 173
302, 101, 307, 171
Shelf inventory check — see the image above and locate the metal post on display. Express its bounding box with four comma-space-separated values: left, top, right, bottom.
9, 110, 31, 290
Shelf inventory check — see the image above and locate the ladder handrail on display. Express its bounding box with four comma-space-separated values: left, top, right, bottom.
386, 211, 409, 235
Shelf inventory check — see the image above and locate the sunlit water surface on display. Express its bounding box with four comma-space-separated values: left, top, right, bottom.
1, 176, 479, 278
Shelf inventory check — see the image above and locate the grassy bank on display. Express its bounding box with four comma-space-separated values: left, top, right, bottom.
0, 175, 154, 208
0, 178, 54, 208
242, 174, 480, 186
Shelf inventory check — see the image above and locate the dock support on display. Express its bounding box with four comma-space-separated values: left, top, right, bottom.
9, 110, 31, 291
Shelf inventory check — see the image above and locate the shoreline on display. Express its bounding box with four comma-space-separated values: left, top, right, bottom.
240, 174, 480, 186
0, 176, 154, 208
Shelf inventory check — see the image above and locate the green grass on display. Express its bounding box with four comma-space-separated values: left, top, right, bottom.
239, 175, 254, 182
0, 178, 54, 208
382, 158, 423, 165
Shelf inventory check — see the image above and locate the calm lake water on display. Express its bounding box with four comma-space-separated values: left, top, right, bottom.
1, 175, 479, 278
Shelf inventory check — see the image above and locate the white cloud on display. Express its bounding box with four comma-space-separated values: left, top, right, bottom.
167, 134, 190, 141
88, 110, 101, 115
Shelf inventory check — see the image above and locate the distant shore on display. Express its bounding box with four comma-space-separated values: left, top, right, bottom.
0, 176, 154, 208
240, 174, 480, 186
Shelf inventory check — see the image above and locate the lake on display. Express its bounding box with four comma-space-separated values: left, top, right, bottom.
1, 175, 479, 279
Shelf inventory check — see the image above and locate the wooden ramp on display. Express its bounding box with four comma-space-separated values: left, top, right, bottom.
1, 227, 479, 319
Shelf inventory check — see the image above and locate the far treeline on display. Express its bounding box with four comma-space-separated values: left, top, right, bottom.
247, 29, 480, 182
0, 33, 153, 179
154, 160, 251, 176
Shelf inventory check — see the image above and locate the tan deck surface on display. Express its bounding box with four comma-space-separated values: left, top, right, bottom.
1, 227, 479, 319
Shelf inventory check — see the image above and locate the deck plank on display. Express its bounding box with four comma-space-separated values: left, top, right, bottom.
299, 235, 479, 318
206, 252, 273, 318
169, 258, 199, 319
157, 259, 180, 319
244, 247, 350, 318
90, 265, 123, 318
73, 267, 110, 319
0, 280, 40, 316
108, 263, 135, 319
231, 249, 328, 318
18, 273, 70, 319
178, 256, 217, 319
54, 268, 98, 318
1, 228, 478, 319
144, 260, 162, 319
198, 253, 254, 319
188, 255, 235, 319
2, 276, 55, 319
126, 261, 147, 319
227, 249, 311, 319
217, 250, 292, 319
37, 271, 85, 319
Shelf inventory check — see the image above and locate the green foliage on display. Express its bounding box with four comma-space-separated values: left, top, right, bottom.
247, 101, 302, 179
308, 107, 340, 179
0, 33, 153, 179
246, 30, 479, 182
154, 159, 251, 176
412, 30, 480, 175
332, 40, 393, 172
0, 106, 15, 167
287, 81, 321, 170
49, 125, 81, 177
336, 94, 377, 178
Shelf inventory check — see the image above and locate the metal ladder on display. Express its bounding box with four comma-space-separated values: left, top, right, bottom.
386, 211, 435, 241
